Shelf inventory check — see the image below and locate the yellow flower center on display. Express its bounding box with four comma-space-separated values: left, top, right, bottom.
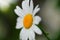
23, 14, 33, 29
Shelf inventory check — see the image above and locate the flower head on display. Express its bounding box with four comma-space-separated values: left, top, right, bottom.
14, 0, 42, 40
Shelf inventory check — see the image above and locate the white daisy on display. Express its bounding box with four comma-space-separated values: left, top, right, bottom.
14, 0, 42, 40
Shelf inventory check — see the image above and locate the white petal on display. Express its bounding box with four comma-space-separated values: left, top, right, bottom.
33, 5, 40, 15
20, 28, 28, 40
31, 25, 42, 35
22, 0, 29, 14
16, 6, 24, 16
33, 16, 41, 24
29, 30, 35, 40
14, 9, 23, 17
16, 17, 23, 29
30, 0, 33, 13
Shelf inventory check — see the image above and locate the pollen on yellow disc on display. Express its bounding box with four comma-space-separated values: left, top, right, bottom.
23, 14, 33, 29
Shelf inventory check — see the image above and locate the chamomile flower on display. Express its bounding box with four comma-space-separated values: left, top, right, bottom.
14, 0, 42, 40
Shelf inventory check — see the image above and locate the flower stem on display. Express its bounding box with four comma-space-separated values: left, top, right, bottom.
36, 24, 50, 40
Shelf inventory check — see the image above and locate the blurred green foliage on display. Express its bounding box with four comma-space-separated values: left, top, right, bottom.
57, 0, 60, 8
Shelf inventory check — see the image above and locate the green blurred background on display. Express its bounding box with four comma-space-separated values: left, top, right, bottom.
0, 0, 60, 40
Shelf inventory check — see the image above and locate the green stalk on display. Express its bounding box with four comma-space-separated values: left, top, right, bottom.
36, 24, 50, 40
